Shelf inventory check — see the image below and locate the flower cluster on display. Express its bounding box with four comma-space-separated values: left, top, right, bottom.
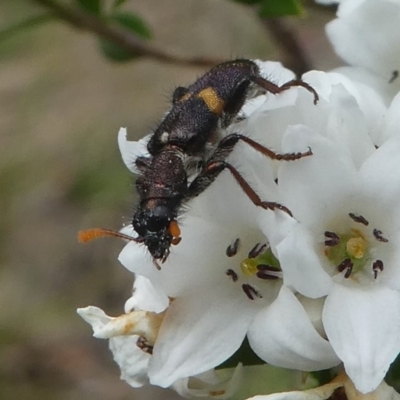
78, 0, 400, 398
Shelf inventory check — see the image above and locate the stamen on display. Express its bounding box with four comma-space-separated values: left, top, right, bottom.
242, 284, 262, 300
337, 258, 354, 279
226, 269, 239, 282
344, 265, 353, 279
348, 213, 369, 226
256, 271, 280, 280
373, 229, 389, 243
372, 260, 384, 279
257, 264, 280, 272
248, 243, 267, 258
136, 336, 154, 355
324, 231, 340, 246
226, 238, 240, 257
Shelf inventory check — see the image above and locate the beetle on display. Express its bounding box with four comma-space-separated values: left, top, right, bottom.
79, 59, 318, 268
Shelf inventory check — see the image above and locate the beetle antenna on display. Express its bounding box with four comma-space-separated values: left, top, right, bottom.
78, 228, 140, 243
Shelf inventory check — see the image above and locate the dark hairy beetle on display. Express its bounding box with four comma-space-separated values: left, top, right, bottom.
79, 59, 318, 268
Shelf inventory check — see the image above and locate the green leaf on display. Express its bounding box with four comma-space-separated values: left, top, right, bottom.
113, 0, 128, 9
216, 337, 265, 369
98, 37, 139, 62
259, 0, 304, 17
111, 11, 152, 39
75, 0, 102, 15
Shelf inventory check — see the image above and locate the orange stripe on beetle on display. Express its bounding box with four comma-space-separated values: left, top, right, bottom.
197, 87, 225, 115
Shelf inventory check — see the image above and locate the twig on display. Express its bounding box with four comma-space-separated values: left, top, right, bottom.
30, 0, 224, 68
261, 17, 313, 76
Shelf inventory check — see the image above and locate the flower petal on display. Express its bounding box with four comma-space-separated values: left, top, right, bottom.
77, 306, 163, 342
118, 240, 157, 278
322, 84, 375, 168
148, 285, 256, 387
333, 66, 397, 111
171, 364, 243, 399
359, 137, 400, 223
109, 335, 151, 387
248, 286, 340, 371
279, 125, 357, 229
275, 223, 332, 298
78, 306, 153, 387
326, 0, 400, 80
383, 92, 400, 140
117, 127, 150, 174
124, 275, 169, 313
77, 305, 112, 329
323, 284, 400, 393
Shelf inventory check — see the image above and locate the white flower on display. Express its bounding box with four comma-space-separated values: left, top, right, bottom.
326, 0, 400, 85
302, 70, 388, 145
114, 66, 395, 389
77, 275, 165, 387
330, 66, 399, 109
78, 276, 243, 396
117, 102, 341, 388
77, 305, 157, 388
85, 60, 400, 396
119, 214, 339, 387
269, 92, 400, 393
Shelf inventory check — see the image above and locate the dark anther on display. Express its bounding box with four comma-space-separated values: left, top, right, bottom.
226, 269, 239, 282
372, 260, 384, 279
226, 238, 240, 257
256, 271, 279, 280
373, 229, 389, 243
257, 264, 280, 271
324, 231, 340, 246
348, 213, 369, 226
256, 265, 281, 280
136, 336, 153, 355
248, 243, 267, 259
242, 284, 262, 300
337, 258, 354, 279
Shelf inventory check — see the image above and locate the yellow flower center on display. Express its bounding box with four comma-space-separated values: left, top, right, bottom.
241, 258, 259, 276
346, 236, 367, 259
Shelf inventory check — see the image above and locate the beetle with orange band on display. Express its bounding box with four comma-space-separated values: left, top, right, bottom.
79, 59, 318, 268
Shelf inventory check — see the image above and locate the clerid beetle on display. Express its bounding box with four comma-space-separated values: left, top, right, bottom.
79, 59, 318, 268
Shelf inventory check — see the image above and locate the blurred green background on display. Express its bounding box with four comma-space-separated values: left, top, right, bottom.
0, 1, 339, 399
